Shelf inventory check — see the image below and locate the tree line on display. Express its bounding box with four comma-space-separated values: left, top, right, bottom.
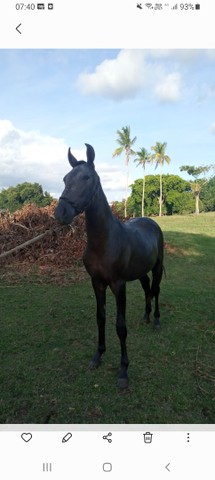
112, 125, 214, 216
0, 182, 53, 213
2, 176, 214, 216
112, 174, 215, 217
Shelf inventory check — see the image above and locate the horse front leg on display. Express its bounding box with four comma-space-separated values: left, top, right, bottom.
111, 282, 129, 389
89, 277, 107, 369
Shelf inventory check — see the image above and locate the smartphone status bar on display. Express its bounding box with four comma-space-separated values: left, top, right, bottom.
0, 0, 215, 48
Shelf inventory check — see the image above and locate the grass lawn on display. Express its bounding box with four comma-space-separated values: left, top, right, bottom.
0, 213, 214, 424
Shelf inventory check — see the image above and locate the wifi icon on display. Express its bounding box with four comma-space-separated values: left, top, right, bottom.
145, 3, 153, 8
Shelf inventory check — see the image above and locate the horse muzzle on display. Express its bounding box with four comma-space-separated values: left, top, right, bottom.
54, 198, 77, 225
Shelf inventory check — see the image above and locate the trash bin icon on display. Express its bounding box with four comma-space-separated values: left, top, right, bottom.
143, 432, 153, 443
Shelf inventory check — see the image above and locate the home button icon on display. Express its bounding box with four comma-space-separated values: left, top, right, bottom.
103, 463, 112, 472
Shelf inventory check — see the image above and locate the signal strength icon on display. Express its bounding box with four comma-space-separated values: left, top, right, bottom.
145, 3, 153, 8
172, 3, 178, 8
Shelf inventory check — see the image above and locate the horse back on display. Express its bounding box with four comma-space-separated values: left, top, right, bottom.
125, 217, 163, 252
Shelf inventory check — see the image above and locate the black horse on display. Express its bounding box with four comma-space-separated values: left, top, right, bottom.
55, 144, 164, 388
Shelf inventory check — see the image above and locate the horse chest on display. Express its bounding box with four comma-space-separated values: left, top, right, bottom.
83, 250, 113, 279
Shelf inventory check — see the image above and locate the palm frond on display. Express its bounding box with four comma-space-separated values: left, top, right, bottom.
112, 146, 124, 157
113, 126, 137, 157
134, 148, 150, 167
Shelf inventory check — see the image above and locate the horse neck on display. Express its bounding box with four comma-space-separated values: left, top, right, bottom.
85, 182, 114, 249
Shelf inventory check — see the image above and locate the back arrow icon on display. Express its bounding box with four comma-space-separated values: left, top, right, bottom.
165, 463, 171, 472
16, 24, 22, 34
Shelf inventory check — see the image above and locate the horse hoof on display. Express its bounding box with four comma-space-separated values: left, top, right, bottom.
88, 359, 101, 369
153, 324, 161, 331
143, 314, 150, 324
117, 377, 128, 389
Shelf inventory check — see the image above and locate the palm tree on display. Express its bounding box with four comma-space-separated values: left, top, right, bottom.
150, 142, 171, 216
180, 165, 212, 214
134, 147, 150, 217
112, 126, 137, 217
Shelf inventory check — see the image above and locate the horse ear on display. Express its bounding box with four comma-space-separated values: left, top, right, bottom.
68, 148, 78, 168
85, 143, 95, 167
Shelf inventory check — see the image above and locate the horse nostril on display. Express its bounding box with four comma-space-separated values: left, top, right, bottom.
54, 199, 76, 225
54, 202, 65, 221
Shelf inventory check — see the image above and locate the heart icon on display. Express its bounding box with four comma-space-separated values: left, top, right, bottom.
21, 433, 32, 443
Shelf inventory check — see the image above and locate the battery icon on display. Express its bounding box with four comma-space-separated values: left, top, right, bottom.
37, 3, 45, 8
195, 4, 200, 9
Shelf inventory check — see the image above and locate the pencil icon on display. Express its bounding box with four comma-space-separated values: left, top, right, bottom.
62, 432, 72, 443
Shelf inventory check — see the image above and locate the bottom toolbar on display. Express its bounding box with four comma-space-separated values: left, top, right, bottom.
0, 430, 214, 479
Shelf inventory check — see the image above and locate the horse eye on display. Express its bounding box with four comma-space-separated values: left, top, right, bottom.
83, 175, 90, 181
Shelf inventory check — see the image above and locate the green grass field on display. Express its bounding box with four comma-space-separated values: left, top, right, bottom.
0, 213, 214, 424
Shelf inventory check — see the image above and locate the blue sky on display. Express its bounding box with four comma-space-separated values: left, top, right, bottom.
0, 49, 214, 201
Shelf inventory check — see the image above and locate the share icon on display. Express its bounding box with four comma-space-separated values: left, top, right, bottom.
103, 432, 112, 443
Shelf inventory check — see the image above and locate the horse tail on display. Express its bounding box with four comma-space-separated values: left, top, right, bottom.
150, 230, 165, 298
162, 264, 167, 279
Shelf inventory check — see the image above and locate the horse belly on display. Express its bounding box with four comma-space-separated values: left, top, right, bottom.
123, 218, 163, 280
125, 248, 157, 281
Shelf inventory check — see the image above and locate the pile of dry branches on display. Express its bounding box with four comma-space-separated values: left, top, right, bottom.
0, 202, 87, 272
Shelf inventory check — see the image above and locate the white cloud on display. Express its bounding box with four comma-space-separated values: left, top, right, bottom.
0, 120, 125, 201
78, 50, 147, 100
0, 120, 83, 196
97, 162, 126, 192
154, 73, 181, 102
77, 49, 182, 103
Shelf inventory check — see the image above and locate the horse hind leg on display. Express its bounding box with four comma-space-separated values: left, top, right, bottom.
151, 261, 163, 329
140, 275, 152, 324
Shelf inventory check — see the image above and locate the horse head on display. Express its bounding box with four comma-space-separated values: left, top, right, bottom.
55, 144, 99, 225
